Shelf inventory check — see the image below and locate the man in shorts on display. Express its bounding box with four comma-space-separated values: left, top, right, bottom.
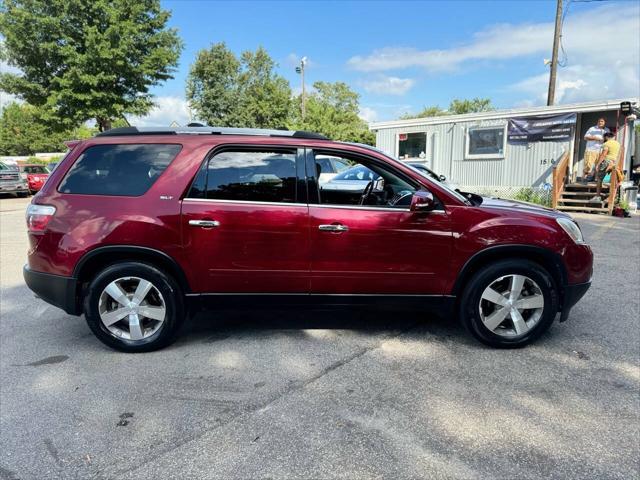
590, 131, 620, 203
583, 118, 609, 182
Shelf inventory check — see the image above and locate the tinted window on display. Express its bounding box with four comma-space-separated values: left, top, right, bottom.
189, 150, 298, 203
58, 144, 181, 196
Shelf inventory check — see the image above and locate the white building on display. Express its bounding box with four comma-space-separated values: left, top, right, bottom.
370, 99, 638, 192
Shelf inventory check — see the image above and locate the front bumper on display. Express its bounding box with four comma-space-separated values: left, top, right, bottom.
23, 265, 81, 315
559, 281, 591, 322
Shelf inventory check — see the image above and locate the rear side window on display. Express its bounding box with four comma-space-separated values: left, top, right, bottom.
188, 149, 298, 203
58, 144, 181, 196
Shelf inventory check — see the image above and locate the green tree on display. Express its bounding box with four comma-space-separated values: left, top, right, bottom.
0, 102, 94, 155
448, 97, 493, 114
290, 81, 374, 145
0, 0, 183, 131
186, 43, 291, 128
186, 42, 240, 127
399, 97, 494, 119
399, 105, 445, 120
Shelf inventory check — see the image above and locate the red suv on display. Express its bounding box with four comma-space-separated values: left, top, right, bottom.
24, 127, 592, 352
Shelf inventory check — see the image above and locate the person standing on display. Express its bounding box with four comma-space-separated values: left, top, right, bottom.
590, 131, 620, 203
583, 118, 609, 181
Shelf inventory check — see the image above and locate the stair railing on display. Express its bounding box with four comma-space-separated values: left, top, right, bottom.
606, 123, 627, 215
552, 151, 570, 209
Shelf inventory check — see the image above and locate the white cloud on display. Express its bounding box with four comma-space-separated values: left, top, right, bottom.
348, 3, 639, 75
360, 75, 415, 95
511, 62, 638, 105
359, 106, 379, 122
128, 96, 192, 127
348, 3, 639, 106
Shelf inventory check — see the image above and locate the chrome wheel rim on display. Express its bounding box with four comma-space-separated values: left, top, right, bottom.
479, 274, 544, 338
98, 276, 166, 341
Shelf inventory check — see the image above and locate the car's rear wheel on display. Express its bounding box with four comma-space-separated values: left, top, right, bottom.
84, 262, 184, 352
459, 259, 558, 348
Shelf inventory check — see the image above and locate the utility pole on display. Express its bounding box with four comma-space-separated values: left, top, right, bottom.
296, 57, 307, 120
547, 0, 563, 106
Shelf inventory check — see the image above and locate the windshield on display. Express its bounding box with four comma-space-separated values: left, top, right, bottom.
0, 162, 19, 171
333, 165, 379, 182
404, 164, 471, 205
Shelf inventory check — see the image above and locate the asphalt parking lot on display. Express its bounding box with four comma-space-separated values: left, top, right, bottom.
1, 195, 639, 480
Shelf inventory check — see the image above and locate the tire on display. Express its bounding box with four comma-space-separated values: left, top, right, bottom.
83, 262, 185, 352
459, 259, 559, 348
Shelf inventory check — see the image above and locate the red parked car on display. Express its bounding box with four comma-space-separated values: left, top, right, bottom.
24, 127, 592, 352
19, 164, 50, 194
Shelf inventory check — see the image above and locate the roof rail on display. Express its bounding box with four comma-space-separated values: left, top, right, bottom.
95, 126, 330, 140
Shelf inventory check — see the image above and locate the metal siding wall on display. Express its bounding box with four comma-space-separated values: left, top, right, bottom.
374, 118, 571, 188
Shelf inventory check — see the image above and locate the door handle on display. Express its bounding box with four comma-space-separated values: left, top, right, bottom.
318, 224, 349, 233
188, 219, 220, 228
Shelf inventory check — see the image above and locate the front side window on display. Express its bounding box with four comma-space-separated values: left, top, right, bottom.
58, 144, 181, 196
466, 127, 505, 159
398, 132, 427, 160
188, 149, 298, 203
315, 151, 418, 209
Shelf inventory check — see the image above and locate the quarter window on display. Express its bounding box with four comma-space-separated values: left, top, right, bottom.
465, 126, 505, 159
58, 144, 181, 196
188, 150, 298, 203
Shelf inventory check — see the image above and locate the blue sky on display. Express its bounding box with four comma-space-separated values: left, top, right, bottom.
142, 0, 639, 125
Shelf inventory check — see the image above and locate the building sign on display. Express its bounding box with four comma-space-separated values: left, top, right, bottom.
507, 113, 577, 144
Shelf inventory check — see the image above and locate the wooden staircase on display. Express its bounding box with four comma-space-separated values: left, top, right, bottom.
556, 182, 610, 214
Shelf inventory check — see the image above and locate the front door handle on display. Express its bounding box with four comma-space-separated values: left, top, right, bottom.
318, 224, 349, 233
189, 219, 220, 228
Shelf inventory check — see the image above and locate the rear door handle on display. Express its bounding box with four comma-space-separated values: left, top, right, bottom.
188, 219, 220, 228
318, 224, 349, 233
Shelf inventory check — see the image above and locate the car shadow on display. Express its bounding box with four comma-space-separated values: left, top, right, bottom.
178, 306, 465, 345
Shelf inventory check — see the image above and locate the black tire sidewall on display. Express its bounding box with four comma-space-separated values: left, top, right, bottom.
84, 262, 184, 352
460, 260, 558, 348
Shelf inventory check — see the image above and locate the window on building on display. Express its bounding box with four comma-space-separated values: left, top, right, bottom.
398, 132, 427, 160
58, 144, 182, 196
465, 126, 505, 159
188, 149, 298, 203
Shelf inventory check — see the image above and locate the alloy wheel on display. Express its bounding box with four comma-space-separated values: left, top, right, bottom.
98, 276, 166, 341
478, 274, 545, 338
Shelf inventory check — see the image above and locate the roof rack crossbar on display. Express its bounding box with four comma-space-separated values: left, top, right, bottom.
95, 126, 329, 140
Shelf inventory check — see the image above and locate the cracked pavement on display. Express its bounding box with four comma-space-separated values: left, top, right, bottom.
1, 196, 639, 479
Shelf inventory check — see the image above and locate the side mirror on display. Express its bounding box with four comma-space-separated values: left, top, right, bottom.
373, 177, 385, 192
410, 190, 435, 212
438, 175, 446, 182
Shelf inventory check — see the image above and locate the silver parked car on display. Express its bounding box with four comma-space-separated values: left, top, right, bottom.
0, 162, 29, 197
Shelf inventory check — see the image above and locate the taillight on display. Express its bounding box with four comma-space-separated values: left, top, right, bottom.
26, 204, 56, 232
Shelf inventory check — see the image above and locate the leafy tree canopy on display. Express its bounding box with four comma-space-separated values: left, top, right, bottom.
187, 43, 291, 129
290, 81, 375, 145
400, 97, 494, 119
0, 102, 94, 155
0, 0, 183, 131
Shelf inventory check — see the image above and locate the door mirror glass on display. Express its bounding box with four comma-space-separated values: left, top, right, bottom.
410, 190, 435, 212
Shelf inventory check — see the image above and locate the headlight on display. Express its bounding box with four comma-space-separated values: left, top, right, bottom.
556, 217, 585, 244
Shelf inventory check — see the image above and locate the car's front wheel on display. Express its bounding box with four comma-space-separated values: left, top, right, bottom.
83, 262, 184, 352
459, 260, 559, 348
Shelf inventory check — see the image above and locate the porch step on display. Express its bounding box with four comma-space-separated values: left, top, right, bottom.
559, 198, 609, 205
565, 182, 609, 190
556, 205, 609, 213
559, 190, 608, 196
